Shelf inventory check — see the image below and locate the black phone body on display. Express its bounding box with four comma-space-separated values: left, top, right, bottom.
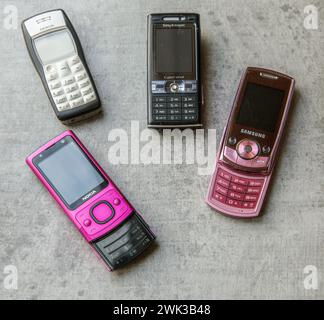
147, 13, 202, 128
22, 9, 101, 124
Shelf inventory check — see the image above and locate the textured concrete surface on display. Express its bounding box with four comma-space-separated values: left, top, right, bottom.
0, 0, 323, 300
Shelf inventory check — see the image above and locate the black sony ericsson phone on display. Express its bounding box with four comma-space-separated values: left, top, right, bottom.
147, 13, 202, 128
22, 9, 101, 124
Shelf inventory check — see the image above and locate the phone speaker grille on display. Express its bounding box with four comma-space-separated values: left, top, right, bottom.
260, 72, 279, 80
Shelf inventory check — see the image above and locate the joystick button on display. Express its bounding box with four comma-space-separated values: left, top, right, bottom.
170, 83, 179, 93
90, 201, 115, 225
237, 139, 259, 160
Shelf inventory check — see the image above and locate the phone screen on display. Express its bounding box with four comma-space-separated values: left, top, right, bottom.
34, 29, 76, 65
236, 83, 285, 133
34, 136, 108, 209
154, 27, 193, 73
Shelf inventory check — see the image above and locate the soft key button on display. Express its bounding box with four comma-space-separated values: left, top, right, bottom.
251, 156, 269, 168
45, 64, 56, 73
69, 55, 80, 66
46, 72, 58, 82
76, 210, 100, 235
113, 198, 121, 206
71, 62, 84, 74
224, 146, 238, 164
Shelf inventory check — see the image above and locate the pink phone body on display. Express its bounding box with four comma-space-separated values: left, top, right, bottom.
26, 130, 155, 270
206, 67, 295, 218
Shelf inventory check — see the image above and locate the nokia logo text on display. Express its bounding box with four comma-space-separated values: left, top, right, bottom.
82, 190, 96, 201
240, 129, 266, 139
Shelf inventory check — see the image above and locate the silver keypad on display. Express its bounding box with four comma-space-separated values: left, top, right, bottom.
44, 55, 96, 112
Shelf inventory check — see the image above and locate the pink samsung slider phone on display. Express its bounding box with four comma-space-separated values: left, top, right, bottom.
206, 67, 295, 218
26, 130, 155, 270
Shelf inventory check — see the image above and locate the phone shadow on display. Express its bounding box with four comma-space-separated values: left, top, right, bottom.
64, 109, 105, 129
113, 241, 159, 276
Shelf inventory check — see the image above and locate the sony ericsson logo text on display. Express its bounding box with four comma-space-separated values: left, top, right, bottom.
240, 129, 266, 139
82, 190, 97, 201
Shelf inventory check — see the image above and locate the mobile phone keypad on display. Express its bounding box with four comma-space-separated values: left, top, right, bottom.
44, 55, 97, 112
152, 95, 199, 122
211, 168, 265, 210
92, 214, 155, 270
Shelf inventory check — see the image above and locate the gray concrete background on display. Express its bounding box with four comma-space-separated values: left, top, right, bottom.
0, 0, 323, 300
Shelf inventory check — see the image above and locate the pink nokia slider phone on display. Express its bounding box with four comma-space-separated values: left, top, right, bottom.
26, 131, 155, 270
206, 67, 295, 218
